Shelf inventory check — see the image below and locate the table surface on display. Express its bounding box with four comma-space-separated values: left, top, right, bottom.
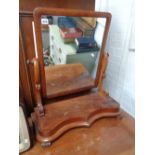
21, 110, 135, 155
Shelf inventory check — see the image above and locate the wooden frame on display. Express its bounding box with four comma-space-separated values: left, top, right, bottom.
33, 7, 112, 98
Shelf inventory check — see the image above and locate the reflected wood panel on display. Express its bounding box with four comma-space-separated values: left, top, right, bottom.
45, 63, 95, 98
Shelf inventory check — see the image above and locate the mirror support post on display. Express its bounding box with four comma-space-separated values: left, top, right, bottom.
98, 52, 109, 97
28, 58, 45, 117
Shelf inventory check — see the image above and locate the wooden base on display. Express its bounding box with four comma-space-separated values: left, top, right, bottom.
32, 92, 120, 145
45, 63, 95, 98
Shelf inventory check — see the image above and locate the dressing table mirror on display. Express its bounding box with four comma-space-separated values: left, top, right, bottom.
31, 7, 120, 147
33, 8, 111, 99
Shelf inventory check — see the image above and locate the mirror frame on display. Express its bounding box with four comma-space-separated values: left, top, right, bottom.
33, 7, 111, 98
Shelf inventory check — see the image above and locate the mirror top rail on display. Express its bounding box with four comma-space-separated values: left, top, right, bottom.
33, 7, 112, 18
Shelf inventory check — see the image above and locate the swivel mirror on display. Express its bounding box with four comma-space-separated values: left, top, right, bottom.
33, 8, 111, 99
31, 8, 120, 147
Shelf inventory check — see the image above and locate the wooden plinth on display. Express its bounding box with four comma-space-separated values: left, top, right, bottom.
32, 92, 120, 145
21, 110, 135, 155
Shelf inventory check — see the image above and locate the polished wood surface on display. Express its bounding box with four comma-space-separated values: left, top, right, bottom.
33, 58, 45, 116
33, 7, 112, 98
45, 64, 95, 98
20, 14, 36, 114
31, 57, 120, 146
19, 0, 95, 115
30, 8, 118, 146
32, 92, 120, 143
98, 52, 109, 94
20, 0, 95, 12
31, 57, 120, 145
22, 110, 135, 155
19, 26, 34, 113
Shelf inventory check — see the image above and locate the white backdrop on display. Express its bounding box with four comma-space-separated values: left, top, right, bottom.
95, 0, 135, 117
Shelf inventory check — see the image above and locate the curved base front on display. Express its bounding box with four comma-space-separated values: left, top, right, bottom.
31, 93, 120, 145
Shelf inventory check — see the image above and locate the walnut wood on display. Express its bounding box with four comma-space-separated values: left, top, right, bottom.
32, 92, 120, 143
45, 63, 95, 98
33, 7, 112, 98
22, 110, 134, 155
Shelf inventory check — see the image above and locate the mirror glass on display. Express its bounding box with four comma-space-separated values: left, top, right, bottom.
39, 15, 106, 98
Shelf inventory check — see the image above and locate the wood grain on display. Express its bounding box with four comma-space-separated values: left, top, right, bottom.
19, 25, 34, 113
32, 92, 120, 143
45, 63, 95, 98
22, 110, 134, 155
20, 14, 36, 114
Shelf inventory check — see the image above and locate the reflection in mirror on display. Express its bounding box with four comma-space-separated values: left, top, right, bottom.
40, 15, 106, 98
